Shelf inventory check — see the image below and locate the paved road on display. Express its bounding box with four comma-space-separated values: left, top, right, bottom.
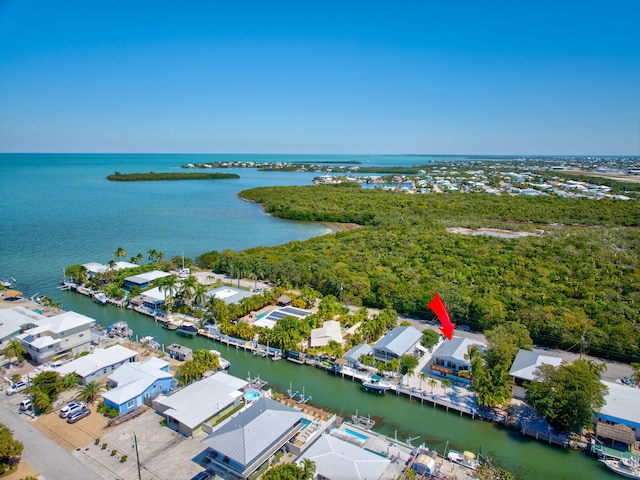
0, 393, 104, 480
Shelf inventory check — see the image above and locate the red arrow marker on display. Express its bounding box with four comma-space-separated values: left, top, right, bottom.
427, 293, 455, 340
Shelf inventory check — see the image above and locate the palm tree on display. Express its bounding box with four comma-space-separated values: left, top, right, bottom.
77, 381, 105, 404
301, 458, 316, 480
428, 378, 437, 394
441, 378, 452, 397
157, 275, 178, 313
113, 247, 126, 262
147, 249, 158, 262
3, 339, 25, 365
419, 372, 428, 390
192, 283, 209, 311
179, 275, 197, 304
130, 253, 144, 264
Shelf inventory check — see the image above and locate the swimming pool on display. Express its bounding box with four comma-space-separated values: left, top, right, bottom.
300, 418, 311, 431
244, 390, 261, 402
344, 428, 369, 441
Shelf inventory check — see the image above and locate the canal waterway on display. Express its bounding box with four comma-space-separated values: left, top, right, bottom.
61, 293, 616, 480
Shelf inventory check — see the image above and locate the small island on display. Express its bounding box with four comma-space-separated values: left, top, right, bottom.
107, 172, 240, 181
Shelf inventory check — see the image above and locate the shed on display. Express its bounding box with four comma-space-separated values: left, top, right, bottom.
276, 295, 292, 306
167, 343, 193, 361
595, 422, 636, 451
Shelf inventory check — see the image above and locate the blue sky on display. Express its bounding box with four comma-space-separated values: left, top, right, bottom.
1, 1, 638, 155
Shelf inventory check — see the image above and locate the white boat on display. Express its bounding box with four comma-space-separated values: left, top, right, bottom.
446, 450, 481, 470
209, 350, 230, 370
362, 375, 393, 393
0, 277, 16, 288
600, 457, 640, 479
93, 292, 108, 305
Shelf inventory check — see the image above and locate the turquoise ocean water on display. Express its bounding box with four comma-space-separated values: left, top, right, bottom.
0, 153, 616, 479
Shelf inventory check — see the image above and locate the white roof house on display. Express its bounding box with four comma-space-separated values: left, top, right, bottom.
141, 287, 168, 303
124, 270, 171, 288
54, 345, 138, 383
298, 433, 390, 480
310, 320, 343, 348
202, 396, 304, 479
17, 311, 95, 364
155, 371, 248, 436
428, 337, 482, 384
0, 306, 42, 346
595, 381, 640, 438
82, 261, 138, 277
205, 286, 255, 305
372, 326, 423, 363
508, 349, 563, 399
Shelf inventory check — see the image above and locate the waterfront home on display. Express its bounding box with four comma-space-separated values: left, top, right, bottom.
139, 287, 168, 310
0, 306, 41, 348
201, 396, 304, 479
508, 349, 563, 399
343, 344, 373, 369
166, 343, 193, 361
310, 320, 342, 348
297, 433, 391, 480
123, 270, 171, 290
253, 306, 311, 329
428, 337, 481, 384
16, 310, 95, 364
102, 356, 172, 415
154, 371, 248, 436
82, 261, 138, 279
594, 422, 637, 452
372, 326, 423, 364
595, 381, 640, 440
205, 286, 255, 305
54, 345, 137, 384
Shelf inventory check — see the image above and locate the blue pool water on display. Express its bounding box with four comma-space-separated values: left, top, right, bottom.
256, 311, 269, 319
300, 418, 311, 430
344, 428, 369, 441
244, 390, 261, 402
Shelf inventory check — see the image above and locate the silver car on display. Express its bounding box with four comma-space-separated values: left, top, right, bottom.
59, 401, 87, 418
66, 407, 91, 424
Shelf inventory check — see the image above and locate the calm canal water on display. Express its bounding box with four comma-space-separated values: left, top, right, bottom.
1, 153, 618, 479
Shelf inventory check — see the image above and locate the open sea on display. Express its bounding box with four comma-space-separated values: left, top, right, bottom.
0, 153, 617, 479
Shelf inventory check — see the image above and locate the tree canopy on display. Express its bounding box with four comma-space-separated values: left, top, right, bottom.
525, 359, 608, 433
0, 423, 23, 475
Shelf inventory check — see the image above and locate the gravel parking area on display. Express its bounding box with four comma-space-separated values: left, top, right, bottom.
72, 408, 211, 480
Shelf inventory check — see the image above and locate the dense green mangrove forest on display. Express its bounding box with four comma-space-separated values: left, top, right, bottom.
197, 185, 640, 362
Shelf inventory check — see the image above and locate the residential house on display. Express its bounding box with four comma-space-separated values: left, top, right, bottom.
166, 343, 193, 361
201, 396, 304, 479
508, 350, 563, 399
253, 306, 311, 330
594, 381, 640, 440
154, 371, 248, 436
139, 287, 168, 311
343, 344, 373, 369
205, 286, 255, 305
102, 357, 173, 414
54, 345, 137, 383
17, 311, 95, 364
0, 306, 41, 348
372, 326, 423, 364
82, 261, 138, 280
124, 270, 171, 290
310, 320, 342, 348
427, 337, 481, 384
297, 433, 391, 480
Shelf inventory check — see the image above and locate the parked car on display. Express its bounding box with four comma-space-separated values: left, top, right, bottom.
66, 407, 91, 424
19, 398, 32, 412
59, 401, 87, 418
457, 324, 471, 332
6, 381, 27, 396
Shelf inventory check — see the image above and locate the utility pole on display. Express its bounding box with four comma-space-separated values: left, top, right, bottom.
133, 432, 142, 480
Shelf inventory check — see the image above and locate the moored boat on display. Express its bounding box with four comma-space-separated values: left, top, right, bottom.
446, 450, 481, 470
362, 374, 393, 393
177, 323, 198, 337
93, 292, 108, 305
600, 457, 640, 479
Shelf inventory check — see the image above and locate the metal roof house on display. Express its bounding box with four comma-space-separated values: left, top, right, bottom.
0, 306, 41, 347
508, 349, 563, 399
595, 381, 640, 440
54, 345, 138, 384
17, 311, 95, 364
297, 433, 391, 480
343, 344, 373, 368
310, 320, 343, 348
154, 371, 248, 437
201, 396, 304, 479
428, 337, 481, 384
372, 326, 423, 364
124, 270, 171, 290
102, 357, 172, 415
205, 286, 255, 305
